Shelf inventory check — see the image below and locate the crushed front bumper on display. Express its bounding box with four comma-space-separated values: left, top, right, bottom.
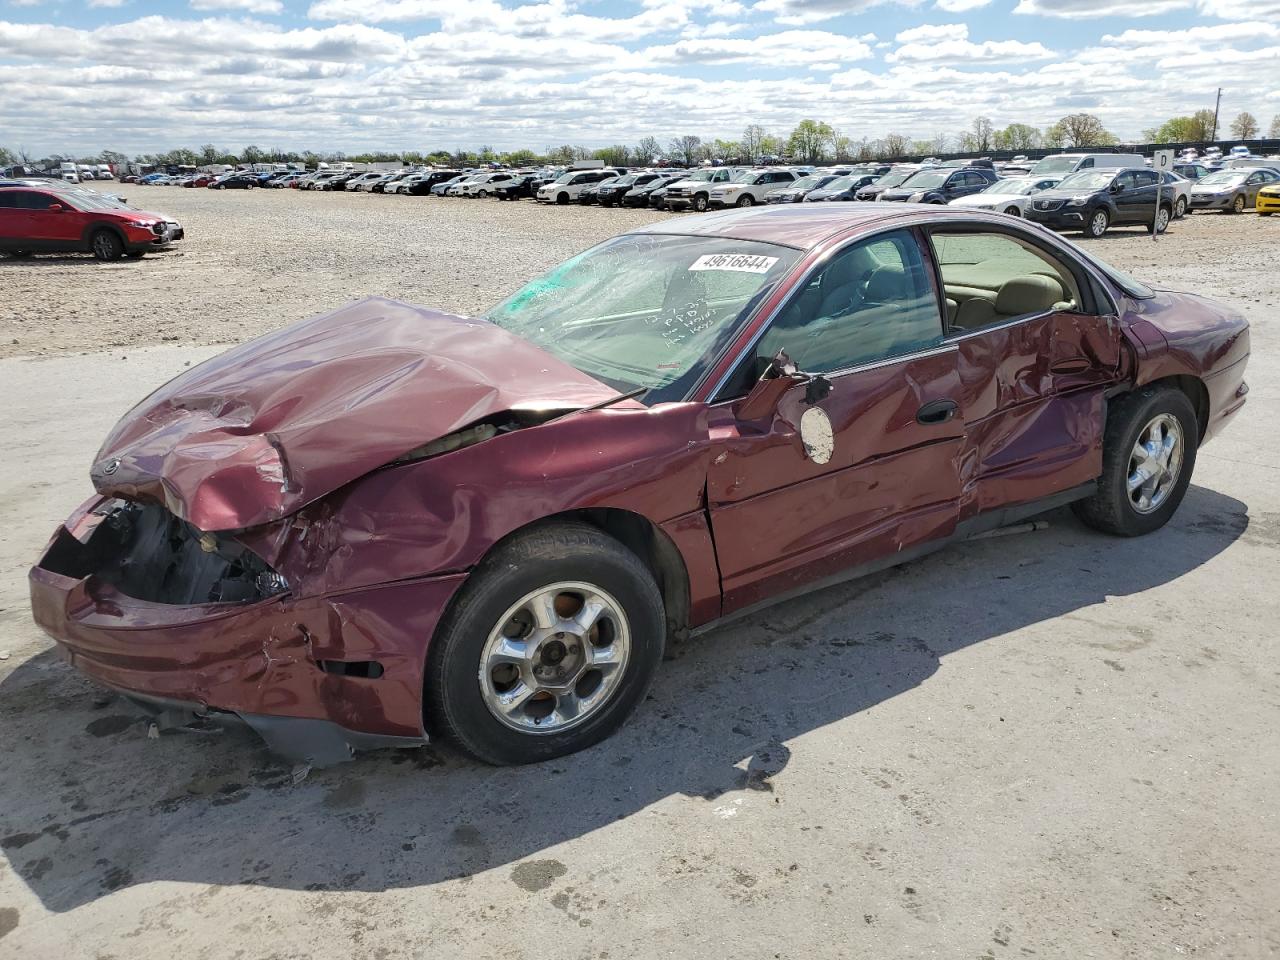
29, 496, 467, 765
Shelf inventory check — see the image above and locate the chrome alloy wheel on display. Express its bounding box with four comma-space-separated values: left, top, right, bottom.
1090, 210, 1109, 236
1128, 413, 1184, 514
479, 582, 631, 733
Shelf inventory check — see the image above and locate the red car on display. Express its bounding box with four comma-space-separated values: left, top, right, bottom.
29, 206, 1249, 766
0, 185, 184, 260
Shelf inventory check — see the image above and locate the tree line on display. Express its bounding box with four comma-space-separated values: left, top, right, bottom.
4, 110, 1278, 173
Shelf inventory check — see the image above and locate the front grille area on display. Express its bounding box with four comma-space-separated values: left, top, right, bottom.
1034, 199, 1064, 212
40, 499, 287, 605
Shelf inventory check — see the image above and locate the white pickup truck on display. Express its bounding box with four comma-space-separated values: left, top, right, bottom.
661, 168, 747, 212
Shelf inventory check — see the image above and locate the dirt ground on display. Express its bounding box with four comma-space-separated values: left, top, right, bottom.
0, 192, 1278, 959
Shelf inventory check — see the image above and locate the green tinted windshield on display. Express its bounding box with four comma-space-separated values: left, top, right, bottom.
486, 235, 799, 398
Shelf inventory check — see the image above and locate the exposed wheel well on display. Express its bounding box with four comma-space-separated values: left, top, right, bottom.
84, 223, 126, 248
1143, 374, 1210, 442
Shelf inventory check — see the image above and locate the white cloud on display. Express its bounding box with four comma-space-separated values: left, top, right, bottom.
934, 0, 992, 10
887, 24, 1053, 62
644, 29, 873, 66
191, 0, 284, 11
751, 0, 915, 25
1014, 0, 1189, 16
88, 0, 129, 8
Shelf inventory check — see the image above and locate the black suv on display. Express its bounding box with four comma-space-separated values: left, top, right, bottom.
877, 167, 998, 203
404, 170, 461, 196
1026, 168, 1173, 238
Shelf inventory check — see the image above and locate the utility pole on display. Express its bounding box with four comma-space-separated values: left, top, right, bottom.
1212, 87, 1222, 142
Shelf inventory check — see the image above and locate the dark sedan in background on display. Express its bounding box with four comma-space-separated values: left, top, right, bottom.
805, 173, 880, 202
877, 167, 998, 203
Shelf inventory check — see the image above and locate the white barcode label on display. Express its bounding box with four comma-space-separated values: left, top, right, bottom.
689, 253, 779, 274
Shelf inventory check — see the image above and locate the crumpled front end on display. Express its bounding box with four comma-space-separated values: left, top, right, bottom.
30, 495, 465, 765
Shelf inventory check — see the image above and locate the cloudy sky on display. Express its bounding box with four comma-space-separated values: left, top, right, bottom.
2, 0, 1278, 156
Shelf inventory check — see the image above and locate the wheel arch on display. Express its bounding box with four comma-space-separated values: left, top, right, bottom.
478, 508, 692, 641
1126, 374, 1209, 442
81, 220, 128, 249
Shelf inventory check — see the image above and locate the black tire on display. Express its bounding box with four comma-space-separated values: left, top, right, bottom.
736, 194, 754, 207
1174, 196, 1186, 218
1071, 386, 1198, 537
426, 521, 665, 765
692, 194, 709, 212
90, 229, 124, 261
4, 250, 32, 259
125, 250, 145, 259
1230, 194, 1246, 214
1155, 204, 1172, 233
556, 192, 569, 205
1004, 205, 1021, 217
1083, 208, 1110, 238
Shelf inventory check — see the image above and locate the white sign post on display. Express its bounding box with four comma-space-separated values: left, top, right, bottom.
1152, 149, 1174, 241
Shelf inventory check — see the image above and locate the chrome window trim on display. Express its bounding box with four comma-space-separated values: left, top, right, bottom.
942, 308, 1057, 343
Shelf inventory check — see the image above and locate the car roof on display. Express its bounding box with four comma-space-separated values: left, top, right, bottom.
629, 203, 1000, 251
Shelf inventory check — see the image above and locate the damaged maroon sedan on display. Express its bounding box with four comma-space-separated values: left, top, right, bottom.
30, 206, 1249, 766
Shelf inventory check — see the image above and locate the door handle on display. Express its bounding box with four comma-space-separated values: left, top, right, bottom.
1050, 357, 1092, 375
916, 399, 958, 425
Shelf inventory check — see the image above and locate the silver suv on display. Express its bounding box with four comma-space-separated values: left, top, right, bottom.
708, 169, 799, 209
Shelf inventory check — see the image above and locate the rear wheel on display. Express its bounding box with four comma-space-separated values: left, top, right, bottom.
1072, 386, 1198, 537
4, 250, 32, 259
1155, 204, 1171, 233
426, 522, 665, 765
1083, 208, 1110, 238
90, 229, 124, 261
1174, 196, 1186, 218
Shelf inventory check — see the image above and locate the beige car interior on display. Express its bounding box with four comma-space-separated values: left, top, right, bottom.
930, 232, 1082, 332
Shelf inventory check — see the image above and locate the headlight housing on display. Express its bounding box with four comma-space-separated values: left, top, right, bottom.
908, 192, 925, 202
1067, 196, 1090, 206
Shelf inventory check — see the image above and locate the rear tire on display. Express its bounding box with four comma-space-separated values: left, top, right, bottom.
1071, 386, 1198, 537
425, 522, 665, 765
1174, 196, 1186, 218
90, 229, 124, 261
1155, 204, 1171, 233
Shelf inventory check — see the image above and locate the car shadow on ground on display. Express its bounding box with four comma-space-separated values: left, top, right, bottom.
0, 484, 1249, 912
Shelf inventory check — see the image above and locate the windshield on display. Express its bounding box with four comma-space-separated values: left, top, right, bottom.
1058, 171, 1115, 190
64, 191, 131, 211
983, 179, 1035, 195
1197, 171, 1246, 186
1067, 243, 1154, 299
486, 235, 799, 399
901, 170, 949, 189
1031, 156, 1080, 175
729, 170, 760, 183
875, 170, 914, 188
789, 175, 825, 190
822, 176, 858, 191
683, 170, 716, 182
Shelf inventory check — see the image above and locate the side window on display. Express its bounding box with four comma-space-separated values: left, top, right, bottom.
1134, 170, 1158, 187
759, 229, 942, 374
0, 192, 19, 208
18, 192, 54, 210
1079, 158, 1094, 169
928, 231, 1084, 333
1115, 172, 1137, 190
1247, 172, 1264, 184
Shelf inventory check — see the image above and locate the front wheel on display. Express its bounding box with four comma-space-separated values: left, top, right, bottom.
1230, 194, 1246, 214
1003, 205, 1021, 217
1072, 386, 1198, 537
1083, 208, 1110, 238
125, 250, 145, 259
556, 192, 569, 205
735, 194, 754, 207
425, 522, 665, 765
692, 194, 709, 212
90, 229, 124, 261
477, 189, 489, 198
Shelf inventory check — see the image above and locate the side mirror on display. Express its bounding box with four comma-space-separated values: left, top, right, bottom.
47, 203, 66, 212
1109, 182, 1123, 194
737, 350, 833, 421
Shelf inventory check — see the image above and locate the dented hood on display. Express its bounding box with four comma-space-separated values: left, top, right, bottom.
91, 297, 617, 531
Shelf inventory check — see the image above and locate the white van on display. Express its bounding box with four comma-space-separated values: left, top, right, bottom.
1028, 153, 1145, 178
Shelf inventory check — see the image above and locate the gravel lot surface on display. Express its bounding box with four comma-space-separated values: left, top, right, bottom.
0, 191, 1277, 959
1, 186, 1278, 358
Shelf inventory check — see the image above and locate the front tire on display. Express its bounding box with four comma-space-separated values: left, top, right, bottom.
125, 250, 145, 259
1072, 386, 1198, 537
692, 194, 709, 212
556, 192, 569, 205
1004, 205, 1021, 216
90, 229, 124, 261
736, 194, 754, 207
426, 522, 665, 765
1083, 208, 1110, 238
1230, 194, 1246, 214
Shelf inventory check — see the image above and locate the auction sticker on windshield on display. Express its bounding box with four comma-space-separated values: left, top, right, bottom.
689, 253, 779, 274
